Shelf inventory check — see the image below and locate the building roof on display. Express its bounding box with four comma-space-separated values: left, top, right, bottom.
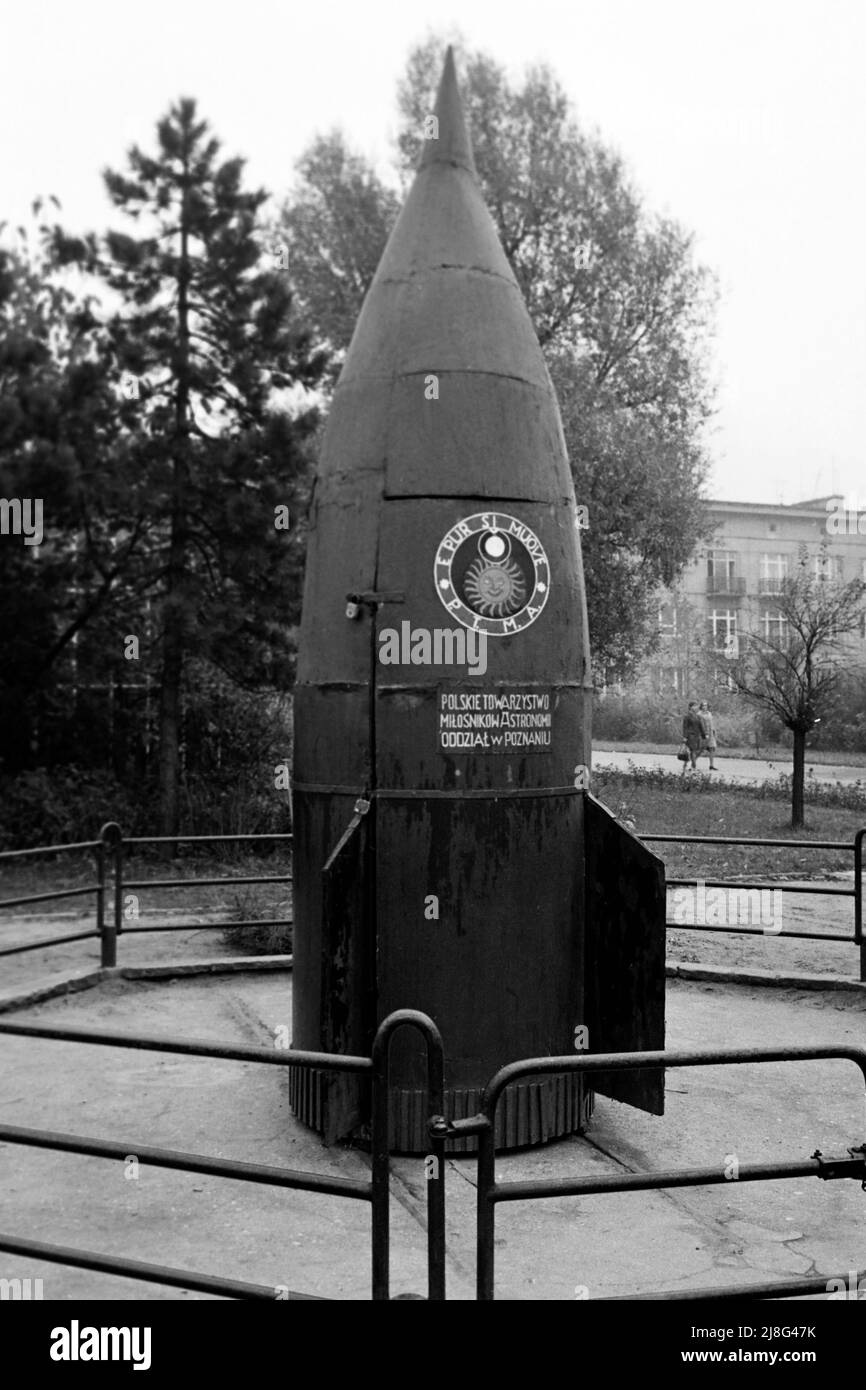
706, 496, 845, 519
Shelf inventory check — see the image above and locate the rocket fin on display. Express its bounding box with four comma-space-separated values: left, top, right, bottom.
583, 793, 666, 1115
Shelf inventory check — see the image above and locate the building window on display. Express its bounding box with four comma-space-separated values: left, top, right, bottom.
814, 553, 843, 582
713, 663, 738, 692
658, 602, 677, 636
708, 549, 736, 582
707, 609, 737, 651
657, 665, 685, 694
759, 553, 788, 594
707, 549, 739, 594
761, 609, 788, 643
597, 672, 624, 696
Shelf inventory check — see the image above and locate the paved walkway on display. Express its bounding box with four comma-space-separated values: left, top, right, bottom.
0, 969, 863, 1300
593, 748, 866, 786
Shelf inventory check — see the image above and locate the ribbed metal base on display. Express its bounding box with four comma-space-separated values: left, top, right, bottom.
287, 1063, 325, 1134
289, 1066, 592, 1153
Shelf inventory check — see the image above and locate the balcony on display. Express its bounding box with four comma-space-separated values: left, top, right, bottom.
758, 576, 787, 595
706, 574, 746, 596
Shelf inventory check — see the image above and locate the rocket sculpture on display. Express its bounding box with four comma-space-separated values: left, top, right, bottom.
290, 49, 666, 1151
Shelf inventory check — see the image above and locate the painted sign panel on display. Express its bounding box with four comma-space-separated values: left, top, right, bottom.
438, 686, 554, 753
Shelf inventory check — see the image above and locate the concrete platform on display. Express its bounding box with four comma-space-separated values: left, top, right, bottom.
0, 969, 863, 1300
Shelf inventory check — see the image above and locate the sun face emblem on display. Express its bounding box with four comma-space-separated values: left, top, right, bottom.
463, 532, 527, 617
433, 512, 550, 636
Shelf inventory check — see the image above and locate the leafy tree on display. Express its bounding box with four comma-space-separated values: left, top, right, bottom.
276, 36, 716, 676
279, 131, 400, 368
0, 216, 148, 774
49, 99, 328, 840
729, 547, 865, 827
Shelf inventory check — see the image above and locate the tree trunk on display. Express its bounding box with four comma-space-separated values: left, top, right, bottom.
791, 725, 806, 829
157, 576, 184, 847
157, 159, 192, 856
157, 420, 189, 852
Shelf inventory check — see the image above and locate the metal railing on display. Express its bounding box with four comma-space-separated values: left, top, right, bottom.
0, 821, 293, 967
0, 1008, 446, 1301
705, 574, 746, 595
642, 828, 866, 980
430, 1045, 866, 1301
3, 825, 865, 979
0, 834, 109, 959
1, 990, 864, 1299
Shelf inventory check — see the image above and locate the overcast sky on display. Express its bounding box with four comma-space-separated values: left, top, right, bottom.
3, 0, 864, 507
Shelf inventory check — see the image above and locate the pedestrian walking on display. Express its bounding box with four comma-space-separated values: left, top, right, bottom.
681, 701, 703, 774
698, 700, 718, 770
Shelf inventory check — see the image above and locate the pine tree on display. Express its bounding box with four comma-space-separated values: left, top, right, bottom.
59, 98, 327, 840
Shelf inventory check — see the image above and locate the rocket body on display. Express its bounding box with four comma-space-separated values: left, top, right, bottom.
290, 53, 662, 1150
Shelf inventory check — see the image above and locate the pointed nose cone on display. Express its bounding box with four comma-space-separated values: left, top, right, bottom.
419, 44, 477, 176
340, 46, 524, 387
300, 46, 589, 696
324, 47, 573, 504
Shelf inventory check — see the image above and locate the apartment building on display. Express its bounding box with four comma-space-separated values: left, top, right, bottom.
653, 495, 866, 694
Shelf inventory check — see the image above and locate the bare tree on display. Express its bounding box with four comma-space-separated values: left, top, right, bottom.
729, 546, 865, 827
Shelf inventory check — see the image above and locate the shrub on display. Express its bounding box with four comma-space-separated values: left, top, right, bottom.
0, 765, 156, 850
592, 761, 866, 811
220, 882, 292, 956
0, 670, 295, 848
593, 691, 678, 744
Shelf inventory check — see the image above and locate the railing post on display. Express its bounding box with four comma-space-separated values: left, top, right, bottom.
94, 837, 106, 960
99, 823, 123, 968
371, 1009, 447, 1301
421, 1024, 447, 1303
856, 828, 865, 982
370, 1019, 391, 1302
476, 1123, 496, 1301
113, 830, 124, 942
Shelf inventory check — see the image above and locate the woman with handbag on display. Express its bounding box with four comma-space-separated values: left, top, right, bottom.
680, 702, 703, 774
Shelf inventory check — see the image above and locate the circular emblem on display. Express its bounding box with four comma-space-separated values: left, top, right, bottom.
433, 512, 550, 635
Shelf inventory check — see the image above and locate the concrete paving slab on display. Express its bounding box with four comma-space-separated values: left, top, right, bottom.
0, 972, 863, 1300
0, 910, 235, 997
0, 971, 470, 1301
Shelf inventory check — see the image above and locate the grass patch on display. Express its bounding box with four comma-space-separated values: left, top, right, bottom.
219, 880, 293, 956
592, 765, 866, 881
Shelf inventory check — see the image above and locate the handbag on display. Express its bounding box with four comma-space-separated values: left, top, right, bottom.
676, 741, 690, 761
